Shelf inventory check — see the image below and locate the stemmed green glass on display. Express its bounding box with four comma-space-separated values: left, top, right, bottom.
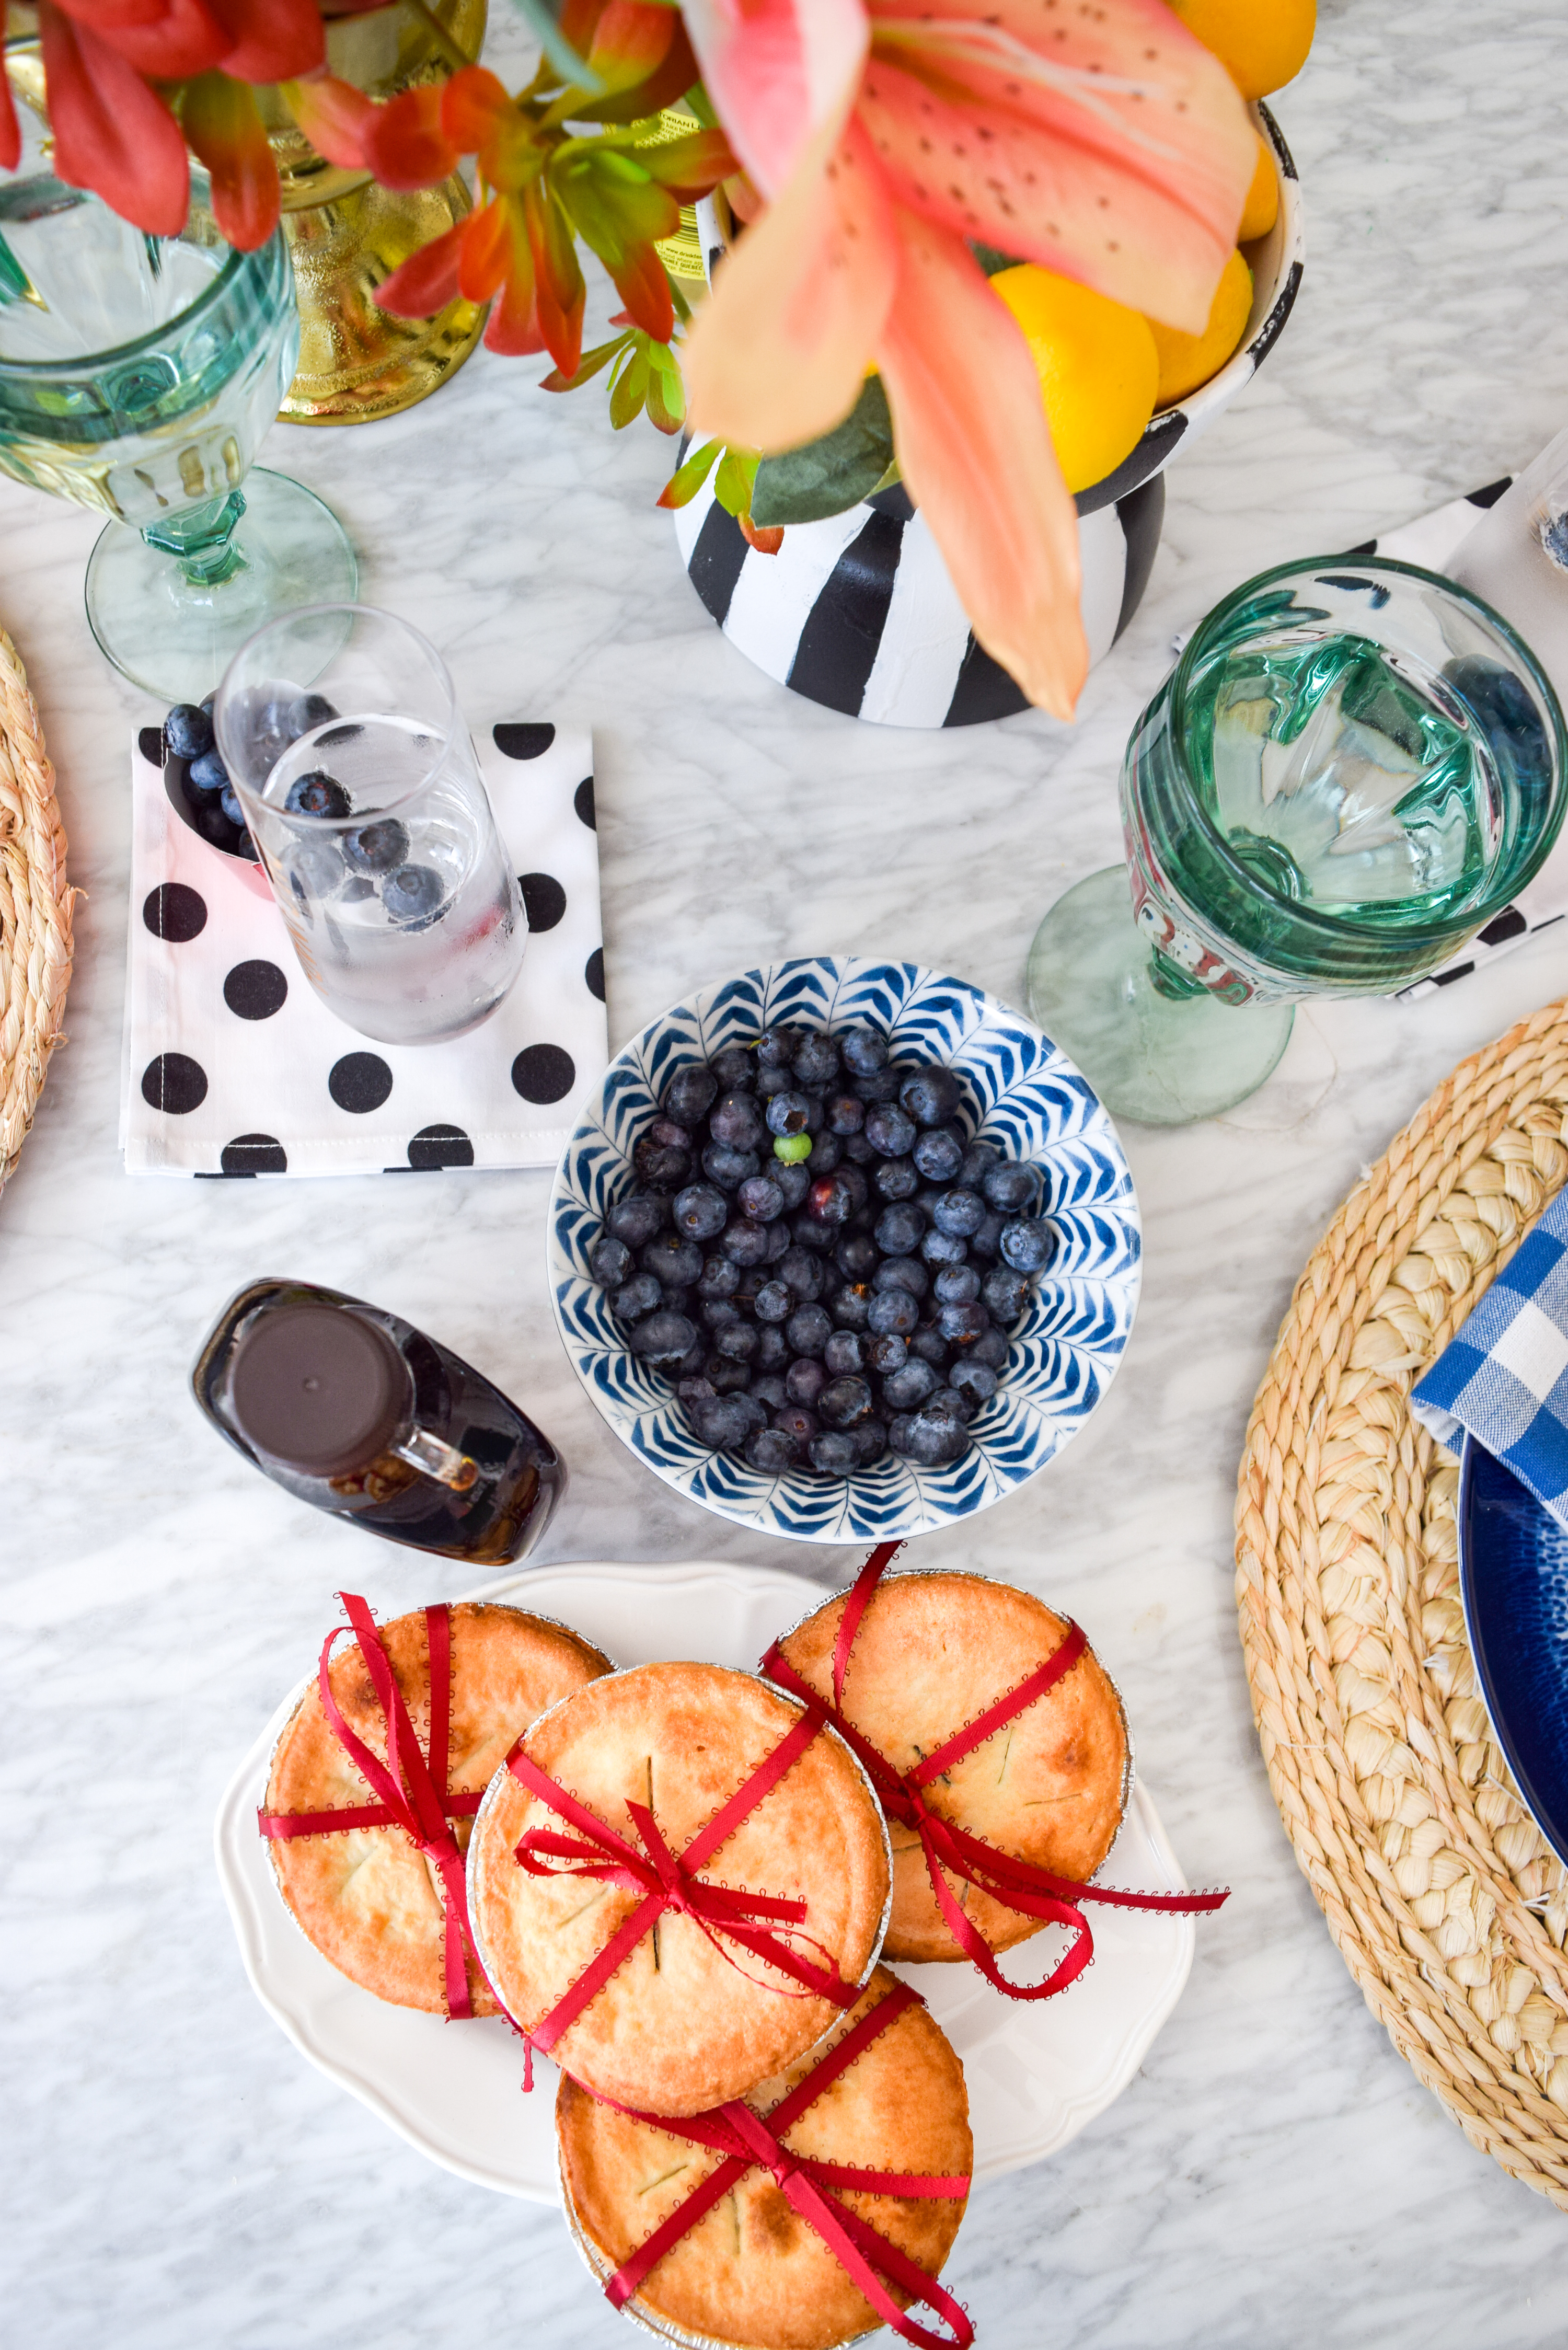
0, 124, 355, 698
1027, 557, 1568, 1125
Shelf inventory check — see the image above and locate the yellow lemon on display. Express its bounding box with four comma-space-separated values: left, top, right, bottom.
1167, 0, 1316, 100
1238, 132, 1279, 241
1146, 248, 1253, 406
991, 266, 1159, 495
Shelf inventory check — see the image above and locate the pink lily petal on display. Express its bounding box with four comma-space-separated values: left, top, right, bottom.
681, 0, 870, 197
874, 209, 1085, 719
683, 116, 898, 455
861, 0, 1253, 328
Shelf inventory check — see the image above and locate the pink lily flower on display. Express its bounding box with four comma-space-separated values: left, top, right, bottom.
679, 0, 1256, 720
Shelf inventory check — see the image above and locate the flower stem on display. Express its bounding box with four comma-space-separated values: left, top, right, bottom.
403, 0, 475, 75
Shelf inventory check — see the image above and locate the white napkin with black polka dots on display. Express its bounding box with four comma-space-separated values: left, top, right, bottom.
120, 722, 608, 1177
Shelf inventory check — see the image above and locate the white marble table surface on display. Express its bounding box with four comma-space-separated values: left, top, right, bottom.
7, 3, 1568, 2342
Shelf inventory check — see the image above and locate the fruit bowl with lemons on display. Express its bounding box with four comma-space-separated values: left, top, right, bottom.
672, 0, 1311, 727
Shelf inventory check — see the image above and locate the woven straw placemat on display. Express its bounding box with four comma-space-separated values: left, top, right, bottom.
1236, 999, 1568, 2206
0, 625, 74, 1194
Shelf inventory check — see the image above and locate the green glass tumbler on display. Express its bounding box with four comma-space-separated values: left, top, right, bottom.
0, 148, 355, 698
1028, 557, 1568, 1124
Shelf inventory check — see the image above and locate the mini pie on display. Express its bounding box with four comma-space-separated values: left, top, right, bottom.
772, 1571, 1129, 1964
468, 1660, 891, 2115
264, 1602, 610, 2013
559, 1965, 971, 2350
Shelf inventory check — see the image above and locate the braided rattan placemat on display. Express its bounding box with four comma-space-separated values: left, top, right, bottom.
1236, 999, 1568, 2207
0, 625, 74, 1194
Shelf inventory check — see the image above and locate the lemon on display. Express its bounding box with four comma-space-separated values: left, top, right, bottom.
991, 266, 1159, 495
1238, 132, 1279, 241
1146, 248, 1253, 406
1167, 0, 1316, 100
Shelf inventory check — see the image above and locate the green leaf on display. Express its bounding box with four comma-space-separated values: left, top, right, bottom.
646, 364, 684, 434
608, 348, 650, 430
540, 329, 632, 394
750, 377, 894, 527
714, 444, 759, 521
971, 241, 1022, 277
658, 437, 721, 509
683, 83, 718, 130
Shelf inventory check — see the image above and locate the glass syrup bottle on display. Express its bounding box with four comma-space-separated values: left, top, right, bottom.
192, 1278, 566, 1564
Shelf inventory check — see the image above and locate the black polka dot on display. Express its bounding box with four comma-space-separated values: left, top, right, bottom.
143, 882, 207, 942
518, 872, 566, 933
329, 1052, 394, 1113
584, 947, 605, 1001
492, 722, 556, 759
511, 1043, 575, 1103
138, 725, 164, 768
223, 959, 288, 1020
141, 1052, 207, 1114
408, 1123, 475, 1169
574, 776, 595, 830
221, 1133, 287, 1176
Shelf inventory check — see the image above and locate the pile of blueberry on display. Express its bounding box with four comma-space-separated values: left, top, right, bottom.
162, 695, 444, 925
164, 695, 256, 860
586, 1026, 1055, 1476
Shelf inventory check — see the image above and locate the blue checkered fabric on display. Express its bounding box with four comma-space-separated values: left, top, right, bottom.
1411, 1189, 1568, 1520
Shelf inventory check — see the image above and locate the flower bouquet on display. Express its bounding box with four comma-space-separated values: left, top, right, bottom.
1, 0, 1314, 715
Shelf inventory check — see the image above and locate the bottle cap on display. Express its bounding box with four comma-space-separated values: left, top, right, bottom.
228, 1303, 410, 1477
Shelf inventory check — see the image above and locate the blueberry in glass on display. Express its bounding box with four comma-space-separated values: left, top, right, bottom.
284, 768, 351, 819
343, 817, 410, 877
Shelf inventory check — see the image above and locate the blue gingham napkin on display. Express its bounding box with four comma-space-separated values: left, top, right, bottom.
1411, 1189, 1568, 1518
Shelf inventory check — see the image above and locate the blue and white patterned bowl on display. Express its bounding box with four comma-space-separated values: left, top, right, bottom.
547, 957, 1142, 1543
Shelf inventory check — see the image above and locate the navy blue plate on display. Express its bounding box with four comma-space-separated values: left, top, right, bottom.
1458, 1433, 1568, 1867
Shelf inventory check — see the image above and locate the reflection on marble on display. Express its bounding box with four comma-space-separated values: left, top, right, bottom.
6, 2, 1568, 2343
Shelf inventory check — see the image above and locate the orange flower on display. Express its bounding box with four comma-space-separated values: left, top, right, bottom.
679, 0, 1256, 718
371, 59, 733, 370
26, 0, 329, 247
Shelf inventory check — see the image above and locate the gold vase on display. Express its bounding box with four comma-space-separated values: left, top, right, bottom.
259, 0, 488, 426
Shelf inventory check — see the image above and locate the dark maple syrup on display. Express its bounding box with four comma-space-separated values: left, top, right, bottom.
192, 1277, 565, 1563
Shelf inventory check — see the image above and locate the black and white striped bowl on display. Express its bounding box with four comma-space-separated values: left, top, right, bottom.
677, 104, 1303, 727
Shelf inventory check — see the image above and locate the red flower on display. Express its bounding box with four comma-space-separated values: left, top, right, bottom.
371, 61, 733, 371
32, 0, 332, 247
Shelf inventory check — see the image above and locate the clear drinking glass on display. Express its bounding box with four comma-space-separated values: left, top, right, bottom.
215, 603, 526, 1046
0, 97, 355, 697
1027, 558, 1568, 1124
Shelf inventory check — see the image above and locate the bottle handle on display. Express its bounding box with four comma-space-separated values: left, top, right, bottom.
390, 1425, 479, 1492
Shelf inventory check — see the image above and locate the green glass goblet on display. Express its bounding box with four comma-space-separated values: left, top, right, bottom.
0, 154, 355, 698
1027, 557, 1568, 1125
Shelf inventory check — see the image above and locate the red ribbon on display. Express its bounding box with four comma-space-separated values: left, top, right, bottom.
507, 1699, 866, 2059
598, 1979, 973, 2350
257, 1593, 488, 2021
762, 1545, 1228, 2002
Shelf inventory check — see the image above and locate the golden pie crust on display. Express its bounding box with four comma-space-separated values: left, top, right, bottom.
773, 1571, 1129, 1963
468, 1661, 891, 2115
559, 1965, 971, 2350
264, 1602, 610, 2013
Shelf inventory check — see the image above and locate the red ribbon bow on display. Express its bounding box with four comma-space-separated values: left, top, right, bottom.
599, 1979, 973, 2350
257, 1593, 488, 2021
762, 1545, 1229, 2002
507, 1699, 865, 2061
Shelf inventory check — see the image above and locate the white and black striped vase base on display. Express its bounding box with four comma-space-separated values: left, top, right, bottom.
672, 472, 1166, 728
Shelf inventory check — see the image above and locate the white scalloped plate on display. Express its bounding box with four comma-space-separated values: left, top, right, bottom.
215, 1559, 1194, 2196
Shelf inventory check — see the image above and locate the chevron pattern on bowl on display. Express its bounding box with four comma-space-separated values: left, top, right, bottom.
548, 957, 1142, 1543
